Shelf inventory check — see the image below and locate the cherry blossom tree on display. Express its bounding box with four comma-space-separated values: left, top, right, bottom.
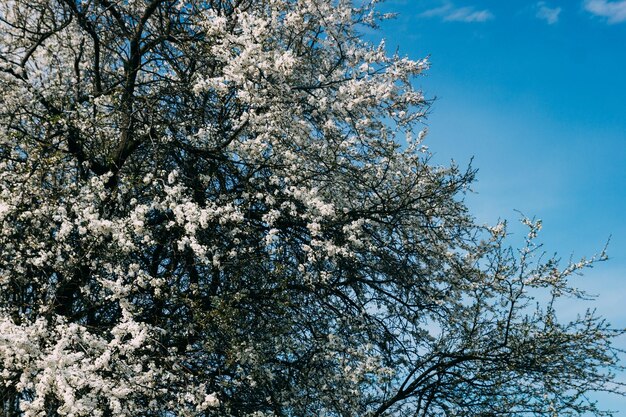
0, 0, 623, 416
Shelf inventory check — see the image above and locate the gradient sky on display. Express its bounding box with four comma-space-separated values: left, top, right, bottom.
373, 0, 626, 413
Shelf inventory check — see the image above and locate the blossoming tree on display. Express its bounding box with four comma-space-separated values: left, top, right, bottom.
0, 0, 623, 416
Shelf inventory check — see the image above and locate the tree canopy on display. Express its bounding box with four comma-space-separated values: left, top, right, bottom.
0, 0, 623, 416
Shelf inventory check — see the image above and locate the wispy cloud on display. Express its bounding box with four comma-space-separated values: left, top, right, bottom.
420, 2, 494, 23
536, 2, 562, 24
584, 0, 626, 23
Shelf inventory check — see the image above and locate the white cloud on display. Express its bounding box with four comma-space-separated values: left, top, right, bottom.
584, 0, 626, 23
536, 2, 562, 24
420, 2, 494, 23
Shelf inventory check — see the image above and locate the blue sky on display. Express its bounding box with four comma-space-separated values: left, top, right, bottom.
374, 0, 626, 413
